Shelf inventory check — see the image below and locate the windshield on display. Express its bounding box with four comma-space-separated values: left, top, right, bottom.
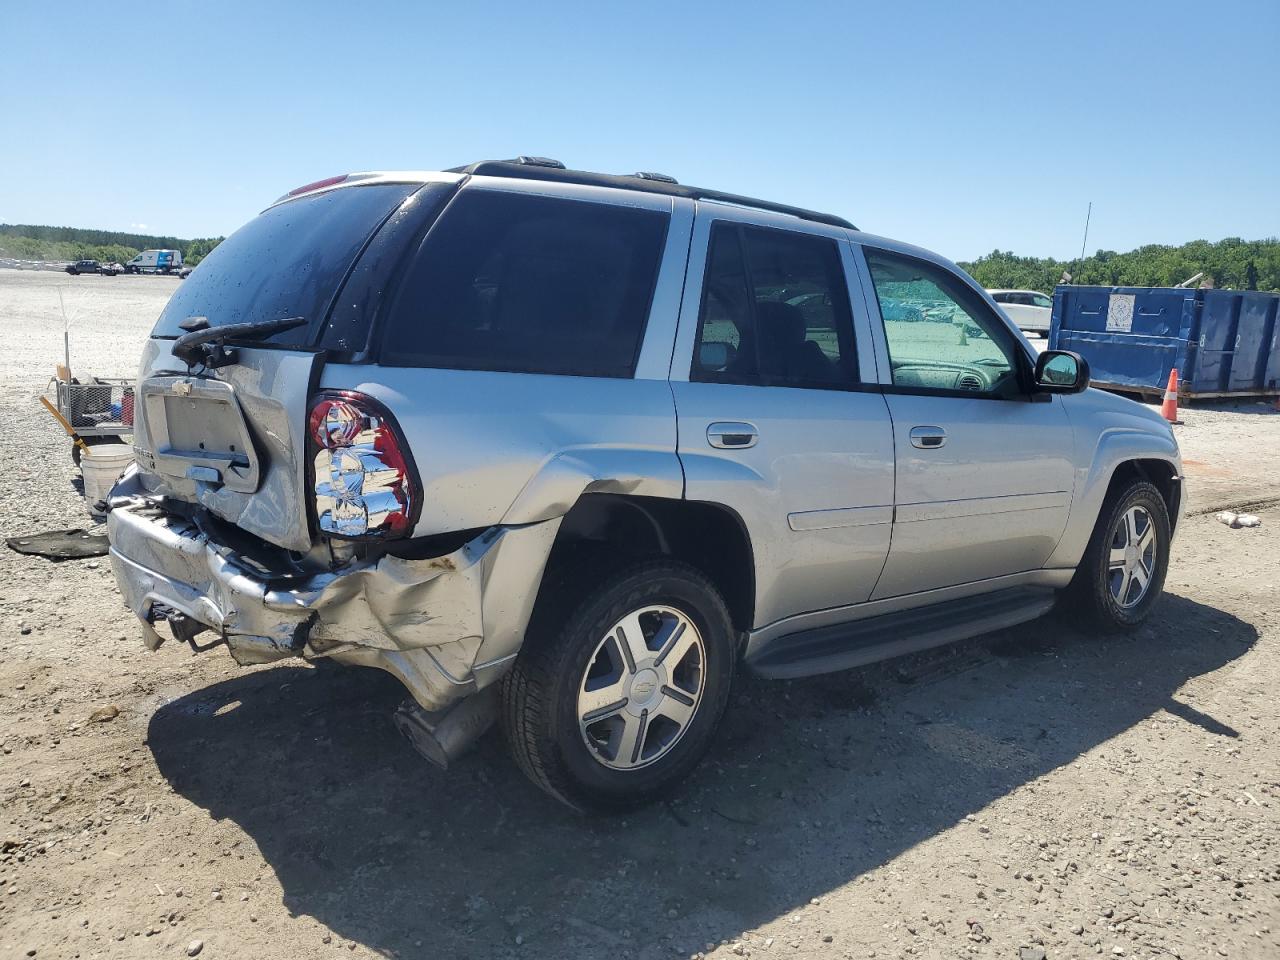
152, 183, 417, 345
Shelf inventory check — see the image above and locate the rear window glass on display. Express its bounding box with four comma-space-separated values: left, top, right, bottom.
151, 183, 417, 344
379, 189, 669, 377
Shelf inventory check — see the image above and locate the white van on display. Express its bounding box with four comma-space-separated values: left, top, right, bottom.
125, 249, 184, 274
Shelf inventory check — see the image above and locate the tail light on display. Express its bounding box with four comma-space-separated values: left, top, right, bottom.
308, 392, 419, 538
278, 174, 349, 202
273, 173, 375, 204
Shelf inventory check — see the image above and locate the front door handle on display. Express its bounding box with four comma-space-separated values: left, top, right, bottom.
707, 421, 758, 449
909, 425, 947, 449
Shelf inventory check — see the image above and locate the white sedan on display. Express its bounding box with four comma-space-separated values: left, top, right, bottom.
988, 289, 1053, 337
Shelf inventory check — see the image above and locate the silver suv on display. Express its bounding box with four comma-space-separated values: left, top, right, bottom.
106, 159, 1182, 811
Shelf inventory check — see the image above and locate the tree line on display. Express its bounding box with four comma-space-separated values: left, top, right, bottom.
0, 224, 224, 267
4, 220, 1277, 293
959, 238, 1280, 294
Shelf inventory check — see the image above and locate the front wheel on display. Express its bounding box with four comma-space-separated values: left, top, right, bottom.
501, 560, 736, 812
1064, 479, 1171, 631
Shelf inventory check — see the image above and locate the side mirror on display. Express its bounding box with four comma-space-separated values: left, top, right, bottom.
1034, 350, 1090, 393
698, 341, 735, 372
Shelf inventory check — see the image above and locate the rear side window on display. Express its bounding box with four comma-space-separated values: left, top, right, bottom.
380, 190, 669, 377
152, 183, 418, 344
692, 222, 857, 389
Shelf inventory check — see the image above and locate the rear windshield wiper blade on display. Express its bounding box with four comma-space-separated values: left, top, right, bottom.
172, 316, 307, 368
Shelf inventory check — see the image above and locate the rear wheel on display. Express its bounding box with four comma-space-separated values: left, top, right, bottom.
1065, 479, 1170, 631
501, 560, 736, 812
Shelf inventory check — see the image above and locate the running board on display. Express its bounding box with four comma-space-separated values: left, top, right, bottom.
746, 586, 1057, 680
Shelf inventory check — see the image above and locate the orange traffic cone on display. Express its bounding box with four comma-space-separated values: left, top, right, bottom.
1160, 368, 1181, 424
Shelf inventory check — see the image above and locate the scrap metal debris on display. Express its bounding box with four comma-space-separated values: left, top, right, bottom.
6, 528, 110, 560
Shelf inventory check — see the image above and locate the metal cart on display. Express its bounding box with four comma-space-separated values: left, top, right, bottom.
48, 376, 135, 464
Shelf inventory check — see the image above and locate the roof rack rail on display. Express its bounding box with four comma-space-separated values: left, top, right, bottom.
513, 156, 565, 169
633, 171, 678, 183
445, 159, 856, 230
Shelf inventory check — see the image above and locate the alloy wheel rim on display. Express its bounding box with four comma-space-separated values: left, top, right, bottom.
577, 605, 706, 770
1108, 505, 1157, 609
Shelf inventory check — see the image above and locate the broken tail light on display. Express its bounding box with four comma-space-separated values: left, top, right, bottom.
308, 392, 419, 538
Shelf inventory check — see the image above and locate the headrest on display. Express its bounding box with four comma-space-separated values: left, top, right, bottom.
755, 300, 807, 348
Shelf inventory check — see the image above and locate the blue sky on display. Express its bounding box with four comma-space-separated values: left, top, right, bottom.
2, 0, 1277, 263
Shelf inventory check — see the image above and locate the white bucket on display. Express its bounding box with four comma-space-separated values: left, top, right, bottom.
82, 443, 134, 518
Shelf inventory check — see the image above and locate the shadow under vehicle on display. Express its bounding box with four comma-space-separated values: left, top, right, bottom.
147, 590, 1253, 959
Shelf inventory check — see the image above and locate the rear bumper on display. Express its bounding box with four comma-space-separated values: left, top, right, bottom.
106, 471, 560, 710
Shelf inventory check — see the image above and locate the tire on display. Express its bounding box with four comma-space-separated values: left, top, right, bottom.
501, 559, 736, 812
1064, 479, 1170, 631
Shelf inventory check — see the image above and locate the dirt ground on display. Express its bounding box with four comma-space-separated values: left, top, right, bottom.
1, 269, 1278, 960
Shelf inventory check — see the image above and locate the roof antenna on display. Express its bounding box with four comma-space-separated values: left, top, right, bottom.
1077, 201, 1092, 268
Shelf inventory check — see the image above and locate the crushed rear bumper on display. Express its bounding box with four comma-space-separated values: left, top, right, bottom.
105, 469, 560, 711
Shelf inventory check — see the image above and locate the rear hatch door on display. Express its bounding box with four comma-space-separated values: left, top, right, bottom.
133, 342, 321, 551
131, 179, 445, 552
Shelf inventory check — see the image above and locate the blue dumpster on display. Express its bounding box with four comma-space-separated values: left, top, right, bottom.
1228, 292, 1279, 393
1266, 322, 1280, 393
1050, 285, 1280, 398
1050, 286, 1198, 393
1191, 290, 1239, 393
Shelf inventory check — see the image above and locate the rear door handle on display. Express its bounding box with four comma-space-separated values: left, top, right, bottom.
909, 425, 947, 449
707, 421, 758, 449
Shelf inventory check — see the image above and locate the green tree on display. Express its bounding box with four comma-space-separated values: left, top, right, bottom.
959, 238, 1280, 294
183, 237, 224, 266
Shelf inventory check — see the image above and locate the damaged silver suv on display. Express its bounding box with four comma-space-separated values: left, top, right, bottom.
107, 158, 1183, 811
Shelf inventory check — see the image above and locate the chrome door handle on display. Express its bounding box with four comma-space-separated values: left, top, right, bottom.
909, 425, 947, 449
707, 421, 758, 449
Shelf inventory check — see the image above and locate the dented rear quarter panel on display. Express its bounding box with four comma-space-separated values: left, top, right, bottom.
320, 365, 685, 536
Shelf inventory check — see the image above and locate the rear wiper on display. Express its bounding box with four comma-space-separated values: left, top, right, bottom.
172, 315, 307, 369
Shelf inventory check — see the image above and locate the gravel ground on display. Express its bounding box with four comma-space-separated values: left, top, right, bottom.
1, 269, 1278, 960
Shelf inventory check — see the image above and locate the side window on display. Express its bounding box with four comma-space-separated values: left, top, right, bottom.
692, 222, 857, 389
863, 248, 1023, 396
990, 292, 1008, 303
380, 190, 669, 377
1031, 293, 1053, 309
